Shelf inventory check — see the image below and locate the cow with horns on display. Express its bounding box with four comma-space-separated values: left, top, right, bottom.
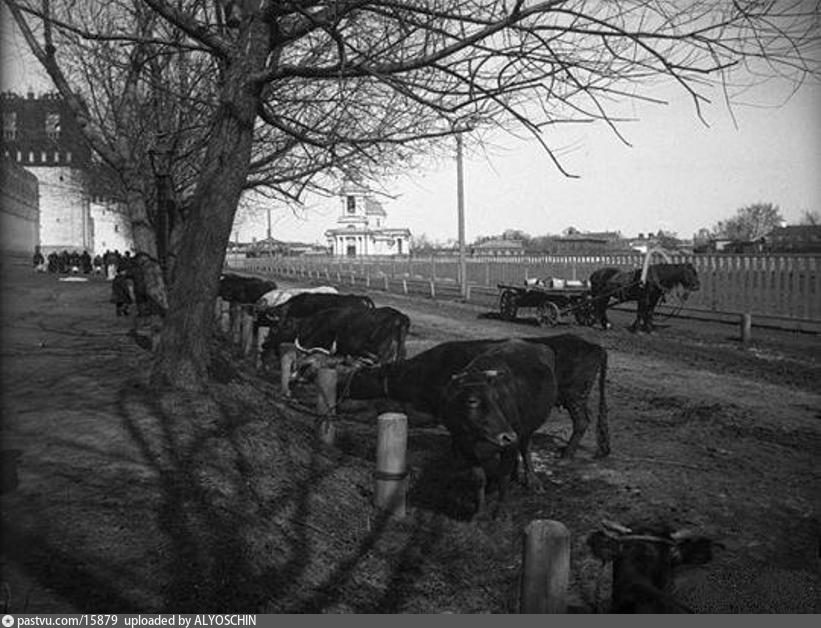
264, 304, 411, 388
257, 291, 375, 337
341, 333, 609, 463
588, 520, 722, 613
341, 338, 560, 518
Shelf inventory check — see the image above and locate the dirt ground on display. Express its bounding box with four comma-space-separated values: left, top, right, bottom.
1, 256, 820, 613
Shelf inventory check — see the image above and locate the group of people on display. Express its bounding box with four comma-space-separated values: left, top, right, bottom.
33, 247, 95, 274
32, 245, 143, 318
31, 246, 136, 279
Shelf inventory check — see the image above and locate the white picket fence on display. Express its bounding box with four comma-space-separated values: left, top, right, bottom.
229, 253, 821, 332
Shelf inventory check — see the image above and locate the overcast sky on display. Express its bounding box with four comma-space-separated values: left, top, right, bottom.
4, 7, 819, 246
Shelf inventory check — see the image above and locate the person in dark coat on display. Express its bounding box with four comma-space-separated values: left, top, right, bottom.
80, 250, 92, 274
32, 245, 44, 267
110, 269, 134, 316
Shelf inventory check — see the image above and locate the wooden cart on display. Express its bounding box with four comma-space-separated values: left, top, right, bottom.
497, 281, 597, 327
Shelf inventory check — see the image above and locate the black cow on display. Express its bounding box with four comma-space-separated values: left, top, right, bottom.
588, 520, 721, 613
259, 293, 378, 365
219, 273, 278, 304
344, 333, 609, 461
523, 334, 609, 459
257, 291, 374, 328
344, 339, 559, 518
296, 305, 410, 364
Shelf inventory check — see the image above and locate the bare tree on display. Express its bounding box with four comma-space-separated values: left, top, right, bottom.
5, 0, 820, 391
713, 202, 785, 241
799, 210, 820, 225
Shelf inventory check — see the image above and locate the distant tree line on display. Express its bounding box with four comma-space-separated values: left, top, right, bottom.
414, 202, 819, 255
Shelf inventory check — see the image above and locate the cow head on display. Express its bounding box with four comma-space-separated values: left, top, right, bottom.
588, 520, 720, 613
442, 367, 518, 453
680, 263, 700, 292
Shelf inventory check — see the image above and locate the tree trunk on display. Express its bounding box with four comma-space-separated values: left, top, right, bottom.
149, 65, 262, 391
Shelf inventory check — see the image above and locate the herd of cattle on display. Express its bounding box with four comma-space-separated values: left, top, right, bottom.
217, 272, 720, 613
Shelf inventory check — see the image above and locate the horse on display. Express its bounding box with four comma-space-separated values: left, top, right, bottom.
588, 263, 700, 332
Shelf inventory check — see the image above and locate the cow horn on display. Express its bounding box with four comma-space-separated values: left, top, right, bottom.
670, 528, 695, 541
602, 519, 632, 534
294, 337, 331, 356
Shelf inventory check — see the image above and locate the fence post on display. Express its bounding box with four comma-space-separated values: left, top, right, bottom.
280, 342, 296, 396
219, 300, 231, 334
316, 367, 338, 446
240, 309, 255, 356
374, 412, 408, 519
740, 312, 752, 345
214, 297, 223, 326
230, 302, 241, 345
429, 280, 436, 298
520, 519, 570, 613
384, 275, 389, 292
255, 326, 268, 369
402, 279, 408, 295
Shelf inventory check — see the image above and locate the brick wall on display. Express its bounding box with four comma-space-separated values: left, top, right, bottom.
0, 157, 39, 254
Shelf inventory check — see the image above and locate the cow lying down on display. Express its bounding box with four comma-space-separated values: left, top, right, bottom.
588, 520, 722, 613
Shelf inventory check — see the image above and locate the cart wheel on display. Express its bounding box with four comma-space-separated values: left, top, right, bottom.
537, 302, 561, 327
500, 290, 518, 321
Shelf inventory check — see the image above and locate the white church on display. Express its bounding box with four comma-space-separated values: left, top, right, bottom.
325, 179, 411, 257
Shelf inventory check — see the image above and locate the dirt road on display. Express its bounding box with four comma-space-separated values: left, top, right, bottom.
2, 260, 820, 613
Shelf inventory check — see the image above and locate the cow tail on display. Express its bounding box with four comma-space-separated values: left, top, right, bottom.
596, 349, 611, 457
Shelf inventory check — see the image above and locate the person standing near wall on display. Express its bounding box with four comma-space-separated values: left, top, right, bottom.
32, 245, 46, 272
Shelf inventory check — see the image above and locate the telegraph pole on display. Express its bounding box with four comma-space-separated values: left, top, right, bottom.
456, 132, 467, 299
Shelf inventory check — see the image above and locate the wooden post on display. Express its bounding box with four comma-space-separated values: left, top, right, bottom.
280, 342, 296, 396
256, 327, 269, 369
740, 312, 752, 345
230, 302, 241, 345
219, 300, 231, 334
374, 412, 408, 519
384, 275, 389, 291
214, 297, 223, 325
241, 310, 254, 356
429, 280, 436, 298
402, 279, 408, 295
520, 520, 570, 613
465, 284, 471, 302
316, 367, 338, 446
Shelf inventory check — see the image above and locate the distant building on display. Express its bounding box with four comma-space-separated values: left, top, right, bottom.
1, 90, 131, 254
471, 238, 525, 257
537, 231, 629, 255
0, 156, 39, 254
325, 180, 411, 256
766, 225, 821, 254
